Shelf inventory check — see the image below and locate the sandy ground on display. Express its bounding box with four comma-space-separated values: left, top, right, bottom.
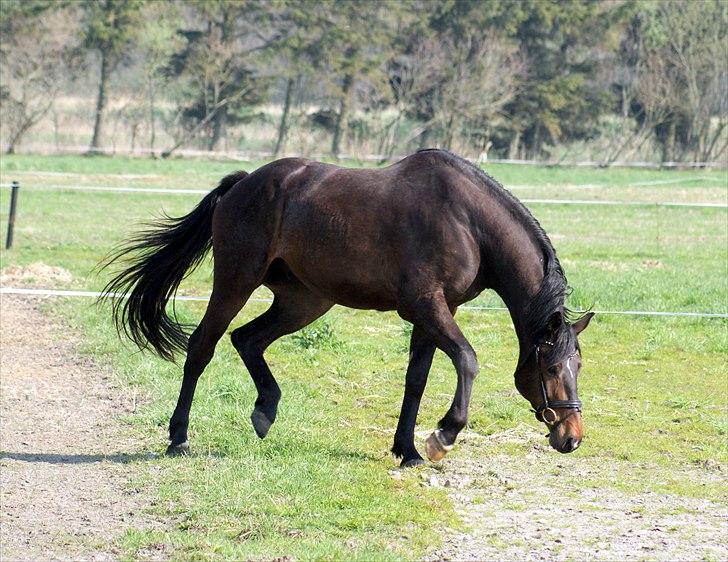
424, 427, 728, 561
0, 295, 161, 560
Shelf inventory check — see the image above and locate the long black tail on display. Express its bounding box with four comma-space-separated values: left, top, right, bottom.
99, 170, 248, 361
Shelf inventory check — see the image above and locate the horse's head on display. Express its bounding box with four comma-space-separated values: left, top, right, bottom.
515, 311, 594, 453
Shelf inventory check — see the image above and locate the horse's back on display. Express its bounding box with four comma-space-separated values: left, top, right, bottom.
212, 152, 485, 310
276, 153, 483, 309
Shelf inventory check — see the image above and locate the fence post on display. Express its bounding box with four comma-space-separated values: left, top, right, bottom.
5, 180, 19, 249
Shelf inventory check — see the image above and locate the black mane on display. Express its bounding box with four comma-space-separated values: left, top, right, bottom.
418, 149, 579, 359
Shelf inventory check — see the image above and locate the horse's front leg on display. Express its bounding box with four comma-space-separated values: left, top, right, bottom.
404, 297, 478, 462
392, 326, 436, 467
424, 335, 478, 462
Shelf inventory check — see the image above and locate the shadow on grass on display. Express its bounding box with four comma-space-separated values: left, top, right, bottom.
0, 450, 157, 464
1, 440, 384, 466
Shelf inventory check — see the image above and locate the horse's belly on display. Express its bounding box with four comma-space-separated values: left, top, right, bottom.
280, 253, 400, 311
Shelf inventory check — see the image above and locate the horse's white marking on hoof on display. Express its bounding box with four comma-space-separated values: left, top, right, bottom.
425, 430, 452, 462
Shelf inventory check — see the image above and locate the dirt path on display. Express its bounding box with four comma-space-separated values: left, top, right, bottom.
424, 426, 727, 561
0, 296, 161, 560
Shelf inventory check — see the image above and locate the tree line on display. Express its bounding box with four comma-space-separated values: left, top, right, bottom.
1, 0, 726, 164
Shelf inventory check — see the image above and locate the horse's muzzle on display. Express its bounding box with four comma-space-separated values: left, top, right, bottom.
547, 411, 583, 453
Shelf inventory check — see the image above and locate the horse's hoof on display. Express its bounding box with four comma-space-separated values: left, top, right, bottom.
251, 409, 273, 439
425, 430, 452, 462
166, 441, 190, 457
401, 457, 425, 468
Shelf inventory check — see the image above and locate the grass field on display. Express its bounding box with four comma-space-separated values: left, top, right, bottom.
1, 154, 726, 560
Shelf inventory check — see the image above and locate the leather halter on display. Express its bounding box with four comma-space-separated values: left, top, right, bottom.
533, 341, 582, 429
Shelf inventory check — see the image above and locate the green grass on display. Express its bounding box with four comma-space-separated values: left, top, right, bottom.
2, 153, 726, 188
1, 153, 727, 559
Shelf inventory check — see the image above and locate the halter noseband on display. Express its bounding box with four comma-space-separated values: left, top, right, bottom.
533, 341, 582, 429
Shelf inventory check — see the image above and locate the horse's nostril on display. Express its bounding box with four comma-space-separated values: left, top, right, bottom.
562, 437, 580, 453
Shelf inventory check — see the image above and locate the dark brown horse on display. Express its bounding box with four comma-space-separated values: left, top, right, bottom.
103, 149, 593, 466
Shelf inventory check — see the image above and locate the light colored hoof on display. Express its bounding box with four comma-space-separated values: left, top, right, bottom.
425, 430, 453, 462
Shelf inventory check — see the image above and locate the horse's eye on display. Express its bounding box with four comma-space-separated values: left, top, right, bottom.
547, 366, 558, 376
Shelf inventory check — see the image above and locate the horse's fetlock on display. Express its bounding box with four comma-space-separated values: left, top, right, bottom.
391, 442, 405, 459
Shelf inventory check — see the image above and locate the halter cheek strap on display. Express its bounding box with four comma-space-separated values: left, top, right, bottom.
533, 342, 582, 430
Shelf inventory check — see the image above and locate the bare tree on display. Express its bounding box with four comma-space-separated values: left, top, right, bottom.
434, 33, 523, 154
383, 31, 522, 158
82, 0, 144, 153
616, 1, 728, 164
136, 2, 182, 156
602, 50, 677, 165
660, 1, 727, 163
0, 5, 81, 154
161, 1, 274, 157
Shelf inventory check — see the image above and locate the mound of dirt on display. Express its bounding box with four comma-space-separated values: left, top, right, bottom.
0, 263, 73, 287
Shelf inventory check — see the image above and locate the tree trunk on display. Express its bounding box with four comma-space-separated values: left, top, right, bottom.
531, 124, 542, 160
130, 123, 138, 152
418, 127, 430, 149
6, 97, 55, 155
702, 121, 726, 162
443, 113, 456, 151
662, 119, 676, 163
89, 49, 111, 153
209, 106, 228, 152
148, 76, 156, 157
162, 86, 251, 159
508, 130, 521, 159
331, 74, 353, 158
273, 76, 295, 157
162, 103, 227, 158
53, 108, 60, 151
6, 117, 33, 154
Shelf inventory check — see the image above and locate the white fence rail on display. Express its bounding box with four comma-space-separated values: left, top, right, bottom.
1, 287, 726, 319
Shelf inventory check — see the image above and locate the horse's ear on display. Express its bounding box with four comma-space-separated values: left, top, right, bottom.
571, 312, 595, 335
546, 311, 563, 335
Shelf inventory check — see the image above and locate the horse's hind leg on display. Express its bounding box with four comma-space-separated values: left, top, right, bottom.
167, 287, 249, 455
231, 282, 333, 439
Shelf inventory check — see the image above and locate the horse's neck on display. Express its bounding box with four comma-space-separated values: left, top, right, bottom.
472, 191, 554, 359
488, 241, 545, 356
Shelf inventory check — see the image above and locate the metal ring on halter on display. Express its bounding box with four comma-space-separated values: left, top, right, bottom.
540, 407, 558, 425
